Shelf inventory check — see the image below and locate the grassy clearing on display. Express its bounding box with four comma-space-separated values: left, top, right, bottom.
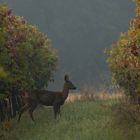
2, 99, 127, 140
1, 90, 140, 140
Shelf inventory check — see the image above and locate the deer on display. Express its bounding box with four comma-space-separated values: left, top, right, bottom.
18, 75, 76, 122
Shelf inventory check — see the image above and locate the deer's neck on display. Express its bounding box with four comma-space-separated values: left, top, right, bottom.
62, 85, 69, 100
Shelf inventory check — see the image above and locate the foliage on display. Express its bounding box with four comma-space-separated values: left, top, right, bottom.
0, 5, 57, 94
106, 0, 140, 102
112, 101, 140, 139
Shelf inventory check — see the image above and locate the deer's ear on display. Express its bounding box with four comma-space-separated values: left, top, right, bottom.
64, 75, 69, 81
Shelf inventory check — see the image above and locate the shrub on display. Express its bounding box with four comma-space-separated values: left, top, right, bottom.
107, 0, 140, 103
0, 5, 58, 95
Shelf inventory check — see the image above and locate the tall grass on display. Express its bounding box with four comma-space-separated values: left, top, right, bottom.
1, 89, 140, 140
2, 100, 125, 140
112, 101, 140, 140
67, 87, 125, 102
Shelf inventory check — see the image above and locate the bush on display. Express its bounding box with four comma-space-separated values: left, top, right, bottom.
0, 5, 58, 94
107, 0, 140, 103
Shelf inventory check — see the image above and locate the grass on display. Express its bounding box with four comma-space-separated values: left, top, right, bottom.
2, 99, 127, 140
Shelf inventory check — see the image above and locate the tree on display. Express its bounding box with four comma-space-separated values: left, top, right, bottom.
0, 5, 58, 95
107, 0, 140, 103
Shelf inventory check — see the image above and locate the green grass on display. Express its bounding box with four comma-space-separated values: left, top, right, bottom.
1, 100, 135, 140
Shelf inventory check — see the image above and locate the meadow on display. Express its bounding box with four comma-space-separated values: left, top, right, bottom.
1, 91, 140, 140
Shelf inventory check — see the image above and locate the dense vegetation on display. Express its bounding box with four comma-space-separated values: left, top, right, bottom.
0, 1, 139, 140
0, 5, 57, 96
106, 1, 140, 137
107, 0, 140, 103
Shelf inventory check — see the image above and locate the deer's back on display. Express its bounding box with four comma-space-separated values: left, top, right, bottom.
32, 90, 64, 106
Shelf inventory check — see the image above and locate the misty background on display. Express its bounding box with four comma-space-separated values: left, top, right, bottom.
0, 0, 134, 90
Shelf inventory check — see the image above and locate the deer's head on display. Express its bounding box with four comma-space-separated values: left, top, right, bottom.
64, 75, 76, 90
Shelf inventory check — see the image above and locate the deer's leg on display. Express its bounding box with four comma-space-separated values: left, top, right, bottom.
17, 104, 30, 122
58, 107, 61, 117
53, 104, 60, 119
28, 102, 37, 122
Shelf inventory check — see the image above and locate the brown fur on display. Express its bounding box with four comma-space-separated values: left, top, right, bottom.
18, 75, 76, 122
